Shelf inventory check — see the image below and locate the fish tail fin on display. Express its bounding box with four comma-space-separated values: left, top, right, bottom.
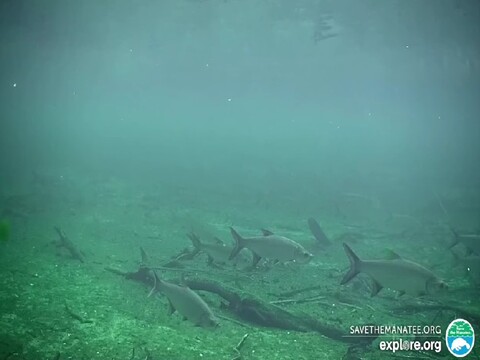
341, 243, 362, 284
148, 270, 161, 297
448, 226, 460, 249
188, 232, 201, 250
229, 227, 245, 260
307, 217, 331, 246
187, 232, 202, 256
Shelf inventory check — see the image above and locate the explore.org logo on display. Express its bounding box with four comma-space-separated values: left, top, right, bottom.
446, 319, 475, 358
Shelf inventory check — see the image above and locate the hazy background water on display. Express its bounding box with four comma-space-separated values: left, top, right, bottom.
0, 3, 479, 358
1, 0, 479, 220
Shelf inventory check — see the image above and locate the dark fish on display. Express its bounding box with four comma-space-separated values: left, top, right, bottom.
307, 217, 331, 246
341, 243, 448, 297
449, 227, 480, 256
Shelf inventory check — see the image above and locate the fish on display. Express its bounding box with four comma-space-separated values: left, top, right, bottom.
0, 219, 10, 242
229, 227, 313, 266
307, 217, 331, 247
188, 232, 251, 266
149, 271, 219, 327
341, 243, 448, 297
449, 228, 480, 256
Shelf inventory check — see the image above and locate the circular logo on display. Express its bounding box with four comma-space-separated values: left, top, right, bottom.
446, 318, 475, 358
401, 339, 410, 351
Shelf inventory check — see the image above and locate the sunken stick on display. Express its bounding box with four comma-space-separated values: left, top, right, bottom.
183, 278, 362, 344
54, 226, 85, 263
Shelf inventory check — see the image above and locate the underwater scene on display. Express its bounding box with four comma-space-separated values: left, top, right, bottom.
0, 1, 479, 359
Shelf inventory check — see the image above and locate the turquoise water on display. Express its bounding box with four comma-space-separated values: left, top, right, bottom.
1, 1, 479, 359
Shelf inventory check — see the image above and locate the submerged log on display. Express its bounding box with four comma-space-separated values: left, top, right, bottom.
107, 263, 368, 344
184, 278, 353, 342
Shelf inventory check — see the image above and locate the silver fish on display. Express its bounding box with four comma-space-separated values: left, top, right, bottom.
149, 271, 218, 327
229, 227, 313, 266
341, 243, 448, 297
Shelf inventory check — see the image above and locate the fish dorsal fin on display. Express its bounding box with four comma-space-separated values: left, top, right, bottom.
213, 237, 224, 245
261, 229, 274, 236
385, 249, 402, 260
